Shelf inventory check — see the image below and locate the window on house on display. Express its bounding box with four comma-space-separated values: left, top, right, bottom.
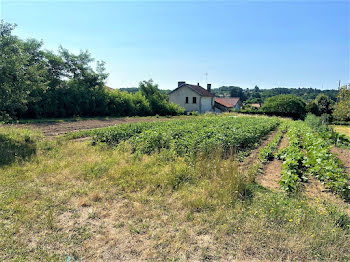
193, 97, 197, 104
185, 97, 189, 104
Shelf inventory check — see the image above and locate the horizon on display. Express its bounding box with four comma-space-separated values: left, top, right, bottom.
1, 0, 349, 90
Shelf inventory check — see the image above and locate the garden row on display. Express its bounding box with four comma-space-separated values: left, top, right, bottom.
92, 116, 280, 158
258, 122, 287, 163
261, 120, 350, 200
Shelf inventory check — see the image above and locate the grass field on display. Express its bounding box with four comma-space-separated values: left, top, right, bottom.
0, 116, 349, 261
332, 125, 350, 138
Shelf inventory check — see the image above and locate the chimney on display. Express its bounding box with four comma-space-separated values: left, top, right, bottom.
207, 84, 211, 92
178, 81, 186, 87
197, 83, 200, 86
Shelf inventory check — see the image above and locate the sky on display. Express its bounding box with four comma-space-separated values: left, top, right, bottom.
0, 0, 349, 90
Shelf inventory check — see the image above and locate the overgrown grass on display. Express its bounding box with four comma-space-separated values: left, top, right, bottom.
0, 126, 43, 166
0, 133, 349, 261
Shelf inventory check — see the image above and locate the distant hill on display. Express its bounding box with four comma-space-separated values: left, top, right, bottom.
119, 87, 139, 94
212, 86, 338, 103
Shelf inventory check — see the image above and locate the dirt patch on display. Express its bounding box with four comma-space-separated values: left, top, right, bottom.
239, 129, 279, 172
256, 134, 289, 191
55, 196, 232, 261
12, 117, 183, 137
331, 147, 350, 175
257, 159, 282, 191
303, 176, 350, 215
278, 133, 289, 148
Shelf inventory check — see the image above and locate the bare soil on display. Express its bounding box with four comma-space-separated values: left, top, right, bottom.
239, 130, 279, 171
12, 117, 182, 137
256, 134, 289, 191
331, 146, 350, 175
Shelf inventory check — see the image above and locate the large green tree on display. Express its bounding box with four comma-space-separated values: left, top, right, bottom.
0, 21, 47, 118
261, 94, 306, 119
314, 94, 333, 115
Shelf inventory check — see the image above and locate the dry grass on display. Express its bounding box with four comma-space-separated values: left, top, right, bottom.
332, 125, 350, 138
0, 126, 349, 261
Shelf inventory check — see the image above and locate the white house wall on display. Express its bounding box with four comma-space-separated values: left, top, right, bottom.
200, 97, 214, 113
169, 86, 201, 113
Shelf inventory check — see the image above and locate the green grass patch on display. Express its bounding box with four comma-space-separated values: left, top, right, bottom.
0, 126, 43, 166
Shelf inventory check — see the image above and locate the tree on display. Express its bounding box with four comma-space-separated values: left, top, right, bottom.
333, 84, 350, 121
0, 20, 48, 119
230, 86, 246, 101
139, 80, 184, 116
306, 102, 319, 115
261, 94, 306, 119
0, 20, 183, 119
314, 94, 332, 115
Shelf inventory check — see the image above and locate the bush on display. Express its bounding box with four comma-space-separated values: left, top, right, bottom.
261, 94, 306, 119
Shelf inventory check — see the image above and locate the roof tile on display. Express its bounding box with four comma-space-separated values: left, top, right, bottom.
214, 97, 240, 108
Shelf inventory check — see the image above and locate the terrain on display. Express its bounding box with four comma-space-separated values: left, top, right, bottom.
10, 116, 187, 137
0, 114, 349, 261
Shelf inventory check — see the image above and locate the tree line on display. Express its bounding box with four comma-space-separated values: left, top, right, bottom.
212, 85, 338, 104
212, 81, 348, 121
240, 87, 350, 121
0, 21, 184, 120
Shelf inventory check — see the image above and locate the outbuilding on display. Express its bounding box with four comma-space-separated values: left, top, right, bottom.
214, 97, 241, 112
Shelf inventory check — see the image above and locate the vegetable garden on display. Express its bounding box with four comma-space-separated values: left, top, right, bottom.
260, 119, 350, 200
88, 114, 350, 200
92, 115, 280, 157
1, 114, 350, 261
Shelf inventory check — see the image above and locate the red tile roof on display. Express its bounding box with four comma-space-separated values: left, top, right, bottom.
214, 97, 240, 108
170, 83, 214, 97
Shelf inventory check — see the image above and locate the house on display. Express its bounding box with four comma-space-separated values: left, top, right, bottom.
169, 82, 215, 114
214, 97, 241, 112
250, 103, 261, 109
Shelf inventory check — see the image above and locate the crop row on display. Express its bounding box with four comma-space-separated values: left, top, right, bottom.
259, 122, 287, 163
92, 121, 159, 145
93, 116, 280, 157
301, 125, 350, 199
276, 121, 350, 200
277, 122, 307, 192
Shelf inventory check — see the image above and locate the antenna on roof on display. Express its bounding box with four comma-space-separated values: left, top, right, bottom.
205, 72, 208, 84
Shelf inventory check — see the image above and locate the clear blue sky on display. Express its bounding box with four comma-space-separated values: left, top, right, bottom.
1, 0, 349, 90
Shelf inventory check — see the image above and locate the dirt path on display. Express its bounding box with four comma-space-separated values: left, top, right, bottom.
12, 116, 184, 137
256, 133, 289, 191
331, 147, 350, 175
239, 130, 279, 173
